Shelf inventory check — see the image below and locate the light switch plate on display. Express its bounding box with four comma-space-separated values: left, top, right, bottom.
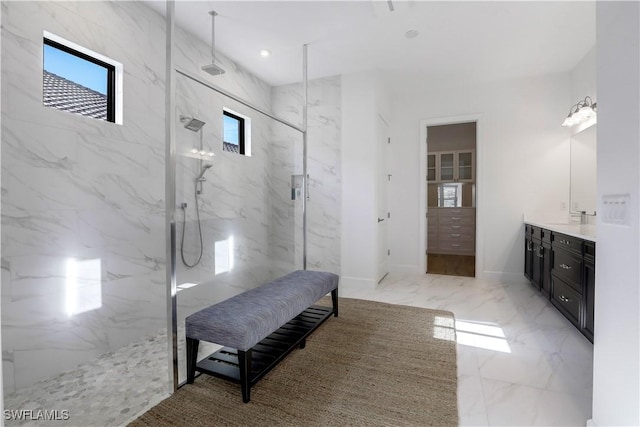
602, 194, 630, 225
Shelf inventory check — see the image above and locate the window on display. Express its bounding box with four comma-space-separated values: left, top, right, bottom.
223, 110, 245, 154
222, 108, 251, 156
43, 33, 121, 123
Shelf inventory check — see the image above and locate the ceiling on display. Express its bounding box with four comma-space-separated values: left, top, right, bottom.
145, 1, 596, 93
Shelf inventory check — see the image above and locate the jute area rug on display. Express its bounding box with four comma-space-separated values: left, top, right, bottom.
130, 297, 458, 426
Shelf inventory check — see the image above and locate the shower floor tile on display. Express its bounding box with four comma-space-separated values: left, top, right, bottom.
3, 332, 169, 427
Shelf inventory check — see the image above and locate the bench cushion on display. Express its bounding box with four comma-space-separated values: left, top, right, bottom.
185, 270, 338, 351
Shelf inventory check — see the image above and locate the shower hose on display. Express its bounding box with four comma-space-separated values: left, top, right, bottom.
180, 182, 204, 268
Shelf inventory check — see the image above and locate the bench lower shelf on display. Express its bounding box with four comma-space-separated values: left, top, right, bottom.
186, 304, 335, 402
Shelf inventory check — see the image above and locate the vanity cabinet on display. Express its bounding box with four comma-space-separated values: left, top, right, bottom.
427, 150, 475, 183
524, 226, 595, 343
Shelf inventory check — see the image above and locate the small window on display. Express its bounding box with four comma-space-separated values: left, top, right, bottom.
223, 110, 245, 154
43, 36, 117, 123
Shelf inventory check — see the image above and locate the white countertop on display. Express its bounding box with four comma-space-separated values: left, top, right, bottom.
525, 220, 596, 242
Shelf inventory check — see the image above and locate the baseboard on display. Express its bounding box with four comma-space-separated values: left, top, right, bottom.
482, 271, 529, 285
586, 419, 596, 427
339, 276, 377, 291
389, 264, 422, 274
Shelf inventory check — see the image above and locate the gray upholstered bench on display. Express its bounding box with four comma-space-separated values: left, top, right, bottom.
185, 270, 339, 402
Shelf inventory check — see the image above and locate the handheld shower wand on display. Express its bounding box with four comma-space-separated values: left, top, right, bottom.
197, 164, 213, 182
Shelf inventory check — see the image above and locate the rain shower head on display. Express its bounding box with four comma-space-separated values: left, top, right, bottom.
181, 116, 206, 132
202, 10, 226, 76
202, 63, 225, 76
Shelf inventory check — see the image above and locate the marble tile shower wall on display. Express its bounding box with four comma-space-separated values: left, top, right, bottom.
271, 76, 342, 275
1, 1, 167, 393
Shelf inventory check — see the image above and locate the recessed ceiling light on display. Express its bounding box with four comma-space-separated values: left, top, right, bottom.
405, 30, 419, 39
259, 49, 271, 58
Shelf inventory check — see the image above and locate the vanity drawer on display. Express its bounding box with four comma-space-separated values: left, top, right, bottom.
541, 228, 552, 243
437, 240, 475, 254
438, 223, 474, 235
439, 214, 475, 226
552, 249, 582, 292
552, 232, 583, 256
552, 278, 581, 326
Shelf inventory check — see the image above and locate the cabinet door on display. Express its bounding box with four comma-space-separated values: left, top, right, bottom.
457, 151, 474, 182
524, 234, 533, 280
531, 240, 542, 290
439, 152, 455, 181
541, 241, 552, 297
427, 154, 437, 182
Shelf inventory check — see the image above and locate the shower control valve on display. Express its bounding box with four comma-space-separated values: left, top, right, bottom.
181, 203, 188, 209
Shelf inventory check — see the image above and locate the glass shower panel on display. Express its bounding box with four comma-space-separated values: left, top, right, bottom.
174, 73, 303, 384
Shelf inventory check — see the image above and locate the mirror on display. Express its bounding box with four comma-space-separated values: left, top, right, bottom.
570, 124, 597, 215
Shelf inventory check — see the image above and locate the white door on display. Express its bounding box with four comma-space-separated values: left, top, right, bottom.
377, 116, 389, 283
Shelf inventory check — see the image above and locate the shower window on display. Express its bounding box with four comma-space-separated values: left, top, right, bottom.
42, 32, 121, 123
223, 109, 248, 155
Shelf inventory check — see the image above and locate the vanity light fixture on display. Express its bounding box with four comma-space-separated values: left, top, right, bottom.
562, 96, 597, 127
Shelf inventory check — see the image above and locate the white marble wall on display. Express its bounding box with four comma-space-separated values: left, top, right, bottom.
1, 1, 167, 392
272, 76, 342, 275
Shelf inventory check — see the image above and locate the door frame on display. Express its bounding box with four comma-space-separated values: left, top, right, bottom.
377, 113, 390, 283
419, 114, 484, 277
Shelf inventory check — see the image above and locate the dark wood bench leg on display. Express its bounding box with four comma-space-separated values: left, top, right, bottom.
238, 349, 252, 403
186, 338, 199, 384
298, 338, 306, 349
331, 288, 339, 317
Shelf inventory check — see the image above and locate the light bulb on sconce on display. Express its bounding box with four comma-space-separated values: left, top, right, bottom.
562, 96, 597, 127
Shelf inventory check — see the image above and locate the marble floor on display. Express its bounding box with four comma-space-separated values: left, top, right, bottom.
341, 273, 594, 427
3, 273, 593, 426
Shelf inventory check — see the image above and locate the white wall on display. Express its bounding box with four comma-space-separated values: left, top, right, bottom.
591, 2, 640, 425
340, 71, 389, 289
389, 74, 573, 280
571, 46, 596, 106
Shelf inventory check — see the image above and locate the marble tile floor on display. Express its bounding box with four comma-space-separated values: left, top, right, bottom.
3, 273, 593, 426
340, 273, 594, 426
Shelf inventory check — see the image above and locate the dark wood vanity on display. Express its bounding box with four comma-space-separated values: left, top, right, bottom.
524, 223, 595, 343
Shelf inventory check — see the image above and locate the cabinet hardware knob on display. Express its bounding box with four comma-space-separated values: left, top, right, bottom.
452, 233, 461, 237
560, 264, 572, 270
559, 295, 570, 303
451, 244, 460, 247
451, 225, 461, 229
451, 217, 460, 220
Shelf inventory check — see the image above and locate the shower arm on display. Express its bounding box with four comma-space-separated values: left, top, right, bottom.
209, 11, 217, 63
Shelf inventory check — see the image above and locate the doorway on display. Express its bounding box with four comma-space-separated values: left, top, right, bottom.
426, 122, 477, 277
